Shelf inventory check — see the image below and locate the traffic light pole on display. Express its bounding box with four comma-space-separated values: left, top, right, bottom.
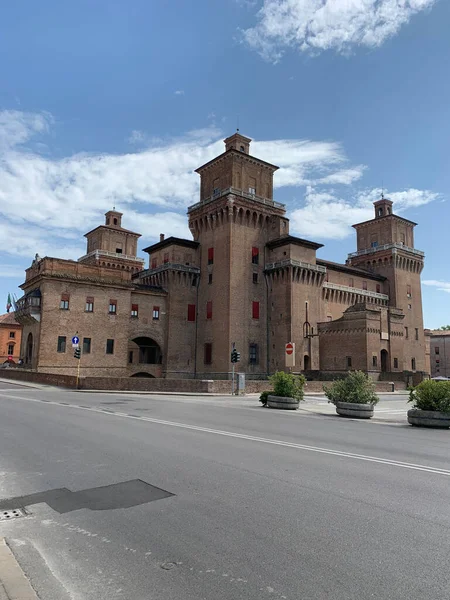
76, 353, 81, 389
231, 342, 235, 396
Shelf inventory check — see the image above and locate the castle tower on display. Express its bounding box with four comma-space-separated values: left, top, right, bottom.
188, 133, 288, 376
347, 198, 426, 372
79, 210, 144, 273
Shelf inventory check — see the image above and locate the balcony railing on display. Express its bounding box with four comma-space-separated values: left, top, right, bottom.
78, 249, 145, 264
188, 187, 285, 213
14, 295, 41, 323
348, 243, 425, 259
265, 259, 327, 273
323, 281, 389, 301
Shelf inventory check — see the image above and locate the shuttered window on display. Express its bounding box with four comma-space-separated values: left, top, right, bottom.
187, 304, 196, 322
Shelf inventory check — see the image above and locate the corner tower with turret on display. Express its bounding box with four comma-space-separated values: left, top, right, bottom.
347, 197, 426, 372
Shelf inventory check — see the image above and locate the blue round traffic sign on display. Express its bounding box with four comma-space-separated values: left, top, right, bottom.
72, 336, 80, 345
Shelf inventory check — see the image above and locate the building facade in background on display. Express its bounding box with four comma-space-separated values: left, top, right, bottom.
15, 133, 427, 380
425, 331, 450, 378
0, 313, 22, 364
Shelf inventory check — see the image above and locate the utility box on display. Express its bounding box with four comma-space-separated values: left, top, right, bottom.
237, 373, 246, 395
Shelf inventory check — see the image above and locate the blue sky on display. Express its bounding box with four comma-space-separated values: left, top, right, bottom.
0, 0, 448, 327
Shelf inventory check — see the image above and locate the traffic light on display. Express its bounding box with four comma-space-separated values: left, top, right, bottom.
231, 349, 241, 363
74, 348, 81, 360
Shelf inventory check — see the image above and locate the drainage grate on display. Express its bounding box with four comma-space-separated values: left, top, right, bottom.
0, 508, 27, 521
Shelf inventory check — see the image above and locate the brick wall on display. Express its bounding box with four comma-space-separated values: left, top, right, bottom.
0, 369, 406, 392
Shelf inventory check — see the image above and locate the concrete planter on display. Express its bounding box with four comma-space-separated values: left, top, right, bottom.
335, 401, 374, 419
267, 395, 299, 410
407, 409, 450, 429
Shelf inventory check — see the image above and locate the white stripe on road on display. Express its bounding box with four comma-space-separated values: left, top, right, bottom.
0, 392, 449, 477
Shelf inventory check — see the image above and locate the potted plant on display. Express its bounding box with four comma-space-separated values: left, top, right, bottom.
259, 391, 270, 407
324, 370, 378, 419
266, 371, 305, 410
407, 379, 450, 428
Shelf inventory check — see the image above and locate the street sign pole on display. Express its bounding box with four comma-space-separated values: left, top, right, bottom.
285, 342, 295, 369
73, 333, 81, 389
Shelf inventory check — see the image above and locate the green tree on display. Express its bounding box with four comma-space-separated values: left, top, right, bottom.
439, 325, 450, 331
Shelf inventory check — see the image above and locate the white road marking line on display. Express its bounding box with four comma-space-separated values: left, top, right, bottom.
0, 392, 449, 477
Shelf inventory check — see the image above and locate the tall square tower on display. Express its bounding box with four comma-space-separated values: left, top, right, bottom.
188, 133, 288, 376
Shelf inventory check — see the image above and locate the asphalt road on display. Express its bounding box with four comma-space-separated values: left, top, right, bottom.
0, 381, 449, 600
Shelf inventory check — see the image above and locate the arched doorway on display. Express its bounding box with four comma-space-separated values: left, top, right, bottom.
381, 350, 389, 372
26, 333, 33, 365
130, 372, 155, 378
304, 355, 310, 371
129, 337, 162, 365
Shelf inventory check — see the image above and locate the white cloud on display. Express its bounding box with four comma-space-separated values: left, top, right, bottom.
0, 264, 28, 279
0, 109, 51, 150
0, 109, 439, 264
128, 130, 146, 145
174, 90, 185, 95
290, 186, 439, 239
422, 280, 450, 294
243, 0, 437, 61
317, 166, 366, 185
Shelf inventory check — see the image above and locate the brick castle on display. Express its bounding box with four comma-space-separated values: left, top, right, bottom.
15, 132, 427, 381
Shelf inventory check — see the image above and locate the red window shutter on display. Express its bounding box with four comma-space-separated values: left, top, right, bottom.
86, 296, 94, 303
252, 301, 260, 319
208, 248, 214, 262
376, 284, 381, 293
61, 293, 70, 301
206, 301, 212, 319
187, 304, 196, 322
131, 304, 138, 311
164, 253, 169, 264
252, 247, 259, 257
151, 258, 157, 269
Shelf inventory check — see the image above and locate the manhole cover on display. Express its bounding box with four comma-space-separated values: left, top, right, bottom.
0, 509, 27, 521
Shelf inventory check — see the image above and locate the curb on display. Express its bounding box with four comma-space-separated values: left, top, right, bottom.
0, 539, 39, 599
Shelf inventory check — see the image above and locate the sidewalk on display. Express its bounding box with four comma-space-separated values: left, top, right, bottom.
299, 396, 409, 424
0, 377, 50, 391
0, 539, 38, 600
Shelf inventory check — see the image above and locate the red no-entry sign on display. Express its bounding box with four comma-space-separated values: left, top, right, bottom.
285, 343, 294, 355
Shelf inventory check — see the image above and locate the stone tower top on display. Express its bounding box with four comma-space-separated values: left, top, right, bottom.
105, 209, 123, 228
373, 197, 393, 218
79, 210, 144, 271
224, 132, 251, 154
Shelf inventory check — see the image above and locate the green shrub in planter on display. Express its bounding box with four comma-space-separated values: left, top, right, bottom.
269, 371, 306, 401
324, 371, 379, 405
259, 391, 270, 406
408, 380, 450, 413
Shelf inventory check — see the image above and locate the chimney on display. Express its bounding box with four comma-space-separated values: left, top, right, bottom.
160, 234, 165, 242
